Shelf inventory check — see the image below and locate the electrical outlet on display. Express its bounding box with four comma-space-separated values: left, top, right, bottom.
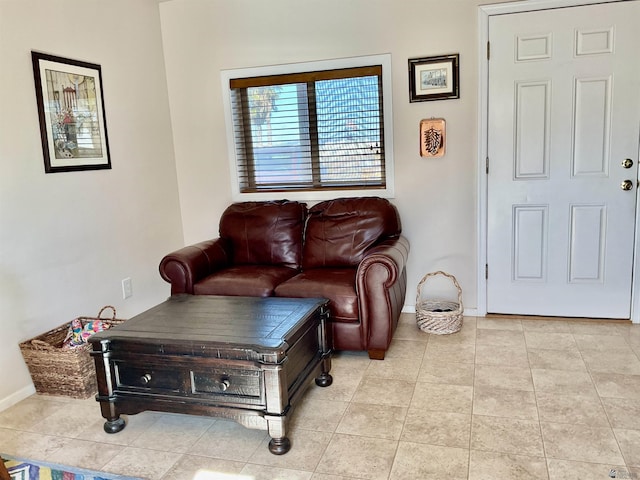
122, 277, 133, 299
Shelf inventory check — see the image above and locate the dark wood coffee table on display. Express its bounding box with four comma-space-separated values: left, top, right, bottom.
89, 295, 332, 454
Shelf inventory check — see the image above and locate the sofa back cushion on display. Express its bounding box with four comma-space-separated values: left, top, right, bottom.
302, 197, 401, 269
219, 200, 306, 269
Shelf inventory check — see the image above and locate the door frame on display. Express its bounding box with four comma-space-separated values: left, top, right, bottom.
477, 0, 640, 323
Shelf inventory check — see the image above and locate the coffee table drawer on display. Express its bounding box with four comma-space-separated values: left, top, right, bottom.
115, 363, 186, 393
191, 368, 262, 399
113, 361, 265, 405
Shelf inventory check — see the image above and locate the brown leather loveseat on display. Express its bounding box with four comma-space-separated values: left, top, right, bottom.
159, 197, 410, 359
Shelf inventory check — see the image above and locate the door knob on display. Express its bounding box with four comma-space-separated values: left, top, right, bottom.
622, 158, 634, 169
621, 180, 634, 191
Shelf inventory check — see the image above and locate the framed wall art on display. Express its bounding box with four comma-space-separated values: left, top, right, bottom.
32, 51, 111, 173
420, 118, 446, 157
408, 54, 459, 102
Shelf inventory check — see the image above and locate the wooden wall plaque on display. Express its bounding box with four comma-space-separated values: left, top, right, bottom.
420, 118, 446, 157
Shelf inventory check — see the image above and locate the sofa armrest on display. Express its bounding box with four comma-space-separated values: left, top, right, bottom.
358, 235, 409, 288
356, 235, 410, 355
159, 238, 231, 295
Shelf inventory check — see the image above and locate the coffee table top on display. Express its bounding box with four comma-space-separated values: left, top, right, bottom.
90, 295, 329, 350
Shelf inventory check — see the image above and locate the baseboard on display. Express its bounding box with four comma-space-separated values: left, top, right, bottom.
0, 384, 36, 413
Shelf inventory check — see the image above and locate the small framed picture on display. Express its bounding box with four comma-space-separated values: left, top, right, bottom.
32, 51, 111, 173
420, 118, 446, 157
408, 54, 459, 102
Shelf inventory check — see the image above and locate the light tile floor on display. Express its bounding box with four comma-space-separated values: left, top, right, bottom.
2, 314, 640, 479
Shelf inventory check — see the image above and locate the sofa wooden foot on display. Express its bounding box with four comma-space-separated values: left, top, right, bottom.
368, 349, 385, 360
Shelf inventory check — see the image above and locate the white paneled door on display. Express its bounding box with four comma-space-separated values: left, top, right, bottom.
487, 2, 640, 318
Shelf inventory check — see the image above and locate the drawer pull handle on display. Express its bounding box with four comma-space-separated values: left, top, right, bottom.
140, 373, 152, 385
218, 379, 230, 391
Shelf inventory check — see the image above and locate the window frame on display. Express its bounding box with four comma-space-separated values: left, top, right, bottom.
221, 54, 394, 202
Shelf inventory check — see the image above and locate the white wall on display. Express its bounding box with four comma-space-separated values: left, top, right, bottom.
0, 0, 184, 407
0, 0, 522, 409
159, 0, 512, 313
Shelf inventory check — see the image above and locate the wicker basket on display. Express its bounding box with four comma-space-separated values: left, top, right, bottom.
416, 271, 463, 335
19, 306, 125, 399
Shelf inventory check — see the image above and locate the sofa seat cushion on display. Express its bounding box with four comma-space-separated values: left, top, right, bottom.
274, 268, 359, 323
193, 265, 299, 297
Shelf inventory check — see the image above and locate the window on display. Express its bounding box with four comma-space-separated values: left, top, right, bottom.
221, 55, 394, 200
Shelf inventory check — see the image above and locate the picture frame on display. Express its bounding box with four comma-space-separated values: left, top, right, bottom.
420, 118, 446, 157
408, 54, 459, 102
31, 51, 111, 173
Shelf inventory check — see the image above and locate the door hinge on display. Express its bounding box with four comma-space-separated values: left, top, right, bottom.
487, 41, 490, 60
485, 264, 488, 280
486, 156, 489, 174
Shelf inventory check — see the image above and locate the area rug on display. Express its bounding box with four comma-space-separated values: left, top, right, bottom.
1, 454, 141, 480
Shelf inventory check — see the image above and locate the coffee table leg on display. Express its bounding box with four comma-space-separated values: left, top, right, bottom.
265, 415, 291, 455
268, 436, 291, 455
316, 307, 333, 388
315, 372, 333, 387
99, 400, 126, 434
315, 336, 333, 387
104, 417, 126, 434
